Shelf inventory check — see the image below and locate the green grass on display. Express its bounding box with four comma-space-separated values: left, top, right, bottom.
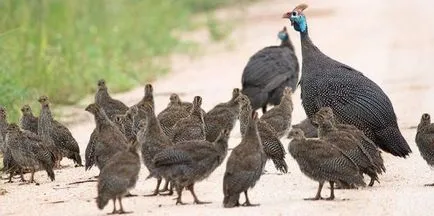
0, 0, 256, 122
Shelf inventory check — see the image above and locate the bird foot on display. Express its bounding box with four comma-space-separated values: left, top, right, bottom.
117, 210, 132, 214
176, 199, 186, 205
194, 200, 211, 205
125, 193, 137, 197
241, 202, 259, 207
424, 183, 434, 187
304, 196, 323, 201
325, 196, 335, 201
143, 191, 159, 197
4, 180, 13, 183
159, 191, 174, 196
74, 164, 84, 168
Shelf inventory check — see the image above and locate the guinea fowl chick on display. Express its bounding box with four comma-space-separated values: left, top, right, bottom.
291, 117, 318, 138
204, 88, 241, 142
94, 79, 128, 121
20, 105, 39, 134
85, 103, 128, 171
157, 93, 190, 138
113, 107, 136, 144
0, 106, 9, 152
171, 96, 206, 143
260, 87, 294, 139
97, 142, 140, 214
38, 96, 82, 167
313, 112, 379, 188
223, 111, 266, 208
136, 103, 173, 196
316, 107, 385, 186
131, 84, 154, 136
238, 94, 288, 173
152, 129, 230, 205
288, 128, 365, 200
1, 107, 22, 183
415, 113, 434, 186
6, 123, 55, 183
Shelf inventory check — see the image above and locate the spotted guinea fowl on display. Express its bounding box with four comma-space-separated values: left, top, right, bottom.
283, 4, 411, 157
415, 113, 434, 186
0, 106, 8, 152
204, 88, 241, 142
0, 107, 22, 183
113, 106, 136, 144
241, 26, 299, 114
288, 128, 366, 200
6, 123, 55, 183
85, 103, 128, 171
131, 84, 154, 136
291, 117, 318, 138
171, 96, 206, 143
96, 142, 140, 214
20, 105, 39, 134
238, 94, 288, 173
223, 111, 266, 207
157, 93, 190, 138
313, 112, 379, 188
136, 103, 173, 196
316, 107, 385, 186
95, 79, 128, 121
151, 129, 230, 205
260, 87, 294, 139
38, 96, 82, 167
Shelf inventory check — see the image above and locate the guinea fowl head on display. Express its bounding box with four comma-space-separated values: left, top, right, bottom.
235, 94, 250, 107
316, 107, 335, 122
21, 105, 32, 115
420, 113, 431, 125
278, 26, 289, 41
169, 93, 181, 104
193, 96, 202, 109
231, 88, 241, 100
288, 128, 305, 140
97, 79, 107, 91
144, 84, 153, 96
282, 3, 308, 33
85, 103, 101, 115
7, 123, 20, 134
38, 95, 50, 107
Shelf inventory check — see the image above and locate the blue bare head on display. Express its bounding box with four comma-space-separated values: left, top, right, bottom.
282, 4, 308, 33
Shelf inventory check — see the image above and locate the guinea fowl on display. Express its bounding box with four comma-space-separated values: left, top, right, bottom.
6, 123, 55, 183
283, 4, 411, 157
415, 113, 434, 186
38, 96, 82, 167
20, 105, 39, 134
0, 107, 21, 183
85, 103, 128, 171
151, 129, 230, 205
136, 103, 173, 196
96, 142, 140, 214
94, 79, 128, 121
260, 87, 294, 139
313, 112, 380, 188
238, 94, 288, 173
288, 128, 366, 200
241, 26, 299, 114
157, 93, 190, 138
113, 106, 136, 144
171, 96, 206, 143
131, 84, 154, 136
316, 107, 386, 186
291, 117, 318, 138
204, 88, 241, 142
223, 111, 266, 208
0, 106, 8, 152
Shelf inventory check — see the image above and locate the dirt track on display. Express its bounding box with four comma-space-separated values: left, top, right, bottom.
2, 0, 434, 215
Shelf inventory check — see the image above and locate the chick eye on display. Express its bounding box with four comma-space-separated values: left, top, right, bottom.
292, 11, 297, 16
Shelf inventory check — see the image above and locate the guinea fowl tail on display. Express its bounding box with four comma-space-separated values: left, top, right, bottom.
374, 126, 411, 158
272, 158, 288, 173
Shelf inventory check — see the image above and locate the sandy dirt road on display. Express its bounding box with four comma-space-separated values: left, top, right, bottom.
2, 0, 434, 215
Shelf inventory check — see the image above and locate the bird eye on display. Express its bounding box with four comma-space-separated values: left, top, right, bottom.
292, 11, 297, 16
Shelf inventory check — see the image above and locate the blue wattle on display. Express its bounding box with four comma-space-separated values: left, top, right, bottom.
290, 15, 307, 33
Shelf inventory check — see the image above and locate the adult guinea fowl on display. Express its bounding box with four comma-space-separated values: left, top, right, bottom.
241, 26, 299, 114
282, 4, 411, 157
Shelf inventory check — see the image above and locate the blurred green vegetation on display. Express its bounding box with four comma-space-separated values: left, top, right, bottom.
0, 0, 255, 122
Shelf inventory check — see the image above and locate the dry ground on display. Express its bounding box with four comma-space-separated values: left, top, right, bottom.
1, 0, 434, 215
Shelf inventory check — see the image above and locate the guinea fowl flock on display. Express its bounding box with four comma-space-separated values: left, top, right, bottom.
1, 3, 433, 215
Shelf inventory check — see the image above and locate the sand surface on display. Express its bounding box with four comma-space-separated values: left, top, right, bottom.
2, 0, 434, 215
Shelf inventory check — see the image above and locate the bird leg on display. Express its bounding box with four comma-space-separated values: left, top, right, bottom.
304, 181, 324, 200
326, 181, 335, 200
241, 191, 259, 206
108, 198, 117, 215
19, 170, 26, 182
424, 183, 434, 187
116, 197, 131, 214
159, 180, 174, 196
262, 106, 267, 114
144, 178, 162, 196
368, 178, 375, 187
187, 184, 211, 205
29, 169, 36, 183
159, 180, 170, 192
175, 184, 186, 205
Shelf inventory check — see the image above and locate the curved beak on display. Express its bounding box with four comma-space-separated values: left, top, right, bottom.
282, 13, 290, 19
